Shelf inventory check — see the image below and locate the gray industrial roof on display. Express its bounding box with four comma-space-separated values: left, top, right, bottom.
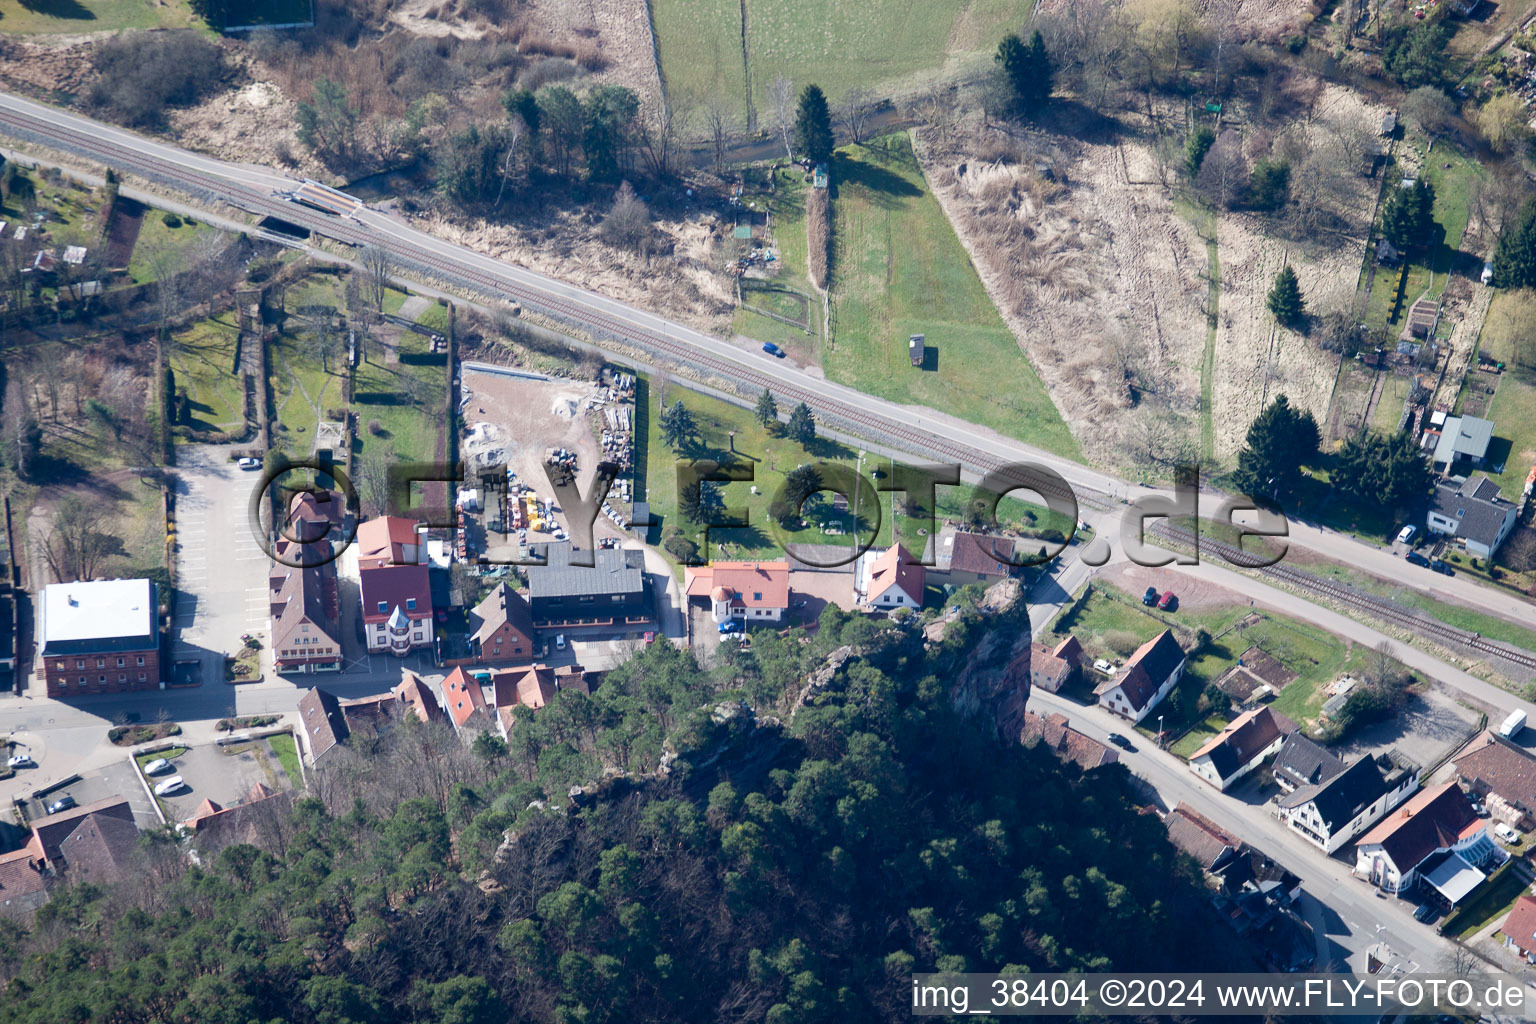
527, 544, 645, 598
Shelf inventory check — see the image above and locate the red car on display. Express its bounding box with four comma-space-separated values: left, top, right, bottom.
1158, 591, 1178, 611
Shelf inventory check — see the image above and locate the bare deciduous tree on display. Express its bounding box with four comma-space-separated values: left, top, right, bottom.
357, 244, 393, 316
43, 496, 119, 582
769, 74, 795, 161
1194, 129, 1246, 210
837, 86, 877, 145
701, 94, 737, 175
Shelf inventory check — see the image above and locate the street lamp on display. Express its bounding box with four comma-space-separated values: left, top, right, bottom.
1157, 714, 1164, 748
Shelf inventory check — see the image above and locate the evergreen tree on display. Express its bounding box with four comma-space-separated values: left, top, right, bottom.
659, 400, 697, 451
755, 388, 779, 427
1334, 429, 1433, 510
1380, 179, 1437, 250
994, 31, 1053, 117
1266, 265, 1306, 326
1232, 394, 1319, 500
793, 85, 835, 167
1185, 125, 1216, 180
679, 478, 705, 520
1492, 198, 1536, 289
786, 402, 817, 447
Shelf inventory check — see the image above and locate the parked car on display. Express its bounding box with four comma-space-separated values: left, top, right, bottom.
1093, 658, 1116, 675
1141, 586, 1159, 606
1430, 559, 1454, 576
141, 757, 173, 775
153, 776, 187, 797
237, 456, 261, 470
762, 342, 785, 357
718, 620, 743, 634
1412, 903, 1439, 924
1405, 551, 1431, 568
1495, 822, 1521, 844
554, 634, 567, 651
1107, 733, 1135, 752
46, 796, 76, 815
1397, 524, 1417, 545
1158, 590, 1178, 611
6, 754, 35, 769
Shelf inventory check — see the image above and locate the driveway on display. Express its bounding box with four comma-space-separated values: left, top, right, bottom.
153, 738, 295, 824
172, 446, 274, 685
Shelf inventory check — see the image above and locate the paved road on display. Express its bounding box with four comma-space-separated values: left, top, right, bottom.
0, 90, 1530, 639
1028, 682, 1454, 975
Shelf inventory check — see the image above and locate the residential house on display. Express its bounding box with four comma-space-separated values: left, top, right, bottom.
443, 666, 490, 734
22, 798, 136, 869
1501, 894, 1536, 962
268, 555, 342, 674
1028, 641, 1074, 693
180, 782, 294, 855
39, 578, 160, 698
280, 490, 347, 564
55, 813, 141, 885
355, 515, 426, 568
1276, 755, 1417, 855
854, 544, 925, 611
1353, 783, 1500, 904
467, 582, 537, 663
360, 564, 434, 655
1453, 732, 1536, 830
1272, 732, 1346, 793
1093, 630, 1186, 724
1430, 416, 1494, 474
0, 848, 47, 919
1188, 707, 1295, 791
527, 544, 651, 631
1021, 711, 1118, 770
684, 561, 791, 624
394, 670, 443, 724
1427, 475, 1517, 560
298, 687, 349, 762
1165, 803, 1242, 874
934, 528, 1021, 585
490, 663, 588, 738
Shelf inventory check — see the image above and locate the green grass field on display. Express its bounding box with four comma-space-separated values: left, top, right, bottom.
1478, 290, 1536, 496
0, 0, 196, 33
640, 375, 892, 567
824, 135, 1079, 458
653, 0, 1027, 120
129, 213, 221, 284
732, 166, 821, 361
354, 344, 447, 466
270, 331, 339, 453
267, 733, 302, 788
169, 317, 246, 436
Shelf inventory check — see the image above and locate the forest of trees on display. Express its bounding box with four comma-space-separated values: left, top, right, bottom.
0, 604, 1256, 1023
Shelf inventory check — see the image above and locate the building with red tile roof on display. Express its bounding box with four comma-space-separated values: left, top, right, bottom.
1354, 783, 1498, 900
360, 564, 434, 655
0, 848, 47, 919
685, 562, 791, 624
855, 544, 925, 611
1453, 731, 1536, 830
443, 666, 489, 732
355, 516, 425, 569
1502, 894, 1536, 961
24, 797, 135, 867
493, 664, 556, 711
394, 670, 443, 723
56, 813, 140, 884
1164, 803, 1242, 873
1028, 642, 1073, 693
936, 529, 1022, 583
1022, 711, 1118, 770
298, 687, 348, 762
1052, 635, 1083, 666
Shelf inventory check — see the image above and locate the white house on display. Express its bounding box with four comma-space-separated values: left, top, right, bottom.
854, 544, 925, 611
1093, 630, 1186, 724
1427, 475, 1518, 560
1276, 755, 1417, 855
1188, 707, 1293, 791
684, 562, 791, 623
1353, 783, 1501, 902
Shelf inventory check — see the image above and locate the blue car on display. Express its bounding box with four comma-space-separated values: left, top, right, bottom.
718, 620, 743, 634
762, 342, 785, 357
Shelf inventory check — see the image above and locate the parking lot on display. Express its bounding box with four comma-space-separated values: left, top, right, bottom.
149, 738, 297, 824
172, 445, 277, 684
1333, 688, 1481, 771
24, 763, 161, 831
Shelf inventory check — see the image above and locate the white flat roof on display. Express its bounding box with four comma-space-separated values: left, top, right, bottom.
41, 579, 154, 644
1423, 853, 1485, 905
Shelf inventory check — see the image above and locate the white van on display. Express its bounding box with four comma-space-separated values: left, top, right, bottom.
153, 775, 187, 797
1397, 524, 1417, 545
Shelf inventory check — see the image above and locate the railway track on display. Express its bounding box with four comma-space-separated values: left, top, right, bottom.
9, 101, 1536, 677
